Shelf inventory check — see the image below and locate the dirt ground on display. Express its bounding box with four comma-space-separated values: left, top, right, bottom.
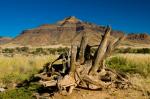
51, 88, 149, 99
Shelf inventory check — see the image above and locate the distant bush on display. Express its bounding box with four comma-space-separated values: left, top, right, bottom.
47, 48, 57, 54
20, 47, 29, 52
46, 47, 69, 55
2, 48, 14, 53
115, 48, 150, 54
15, 47, 29, 53
31, 48, 47, 55
57, 47, 69, 54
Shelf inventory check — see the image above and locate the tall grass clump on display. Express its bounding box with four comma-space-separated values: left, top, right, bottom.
106, 54, 150, 77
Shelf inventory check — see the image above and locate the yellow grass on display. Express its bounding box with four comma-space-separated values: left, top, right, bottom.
117, 53, 150, 64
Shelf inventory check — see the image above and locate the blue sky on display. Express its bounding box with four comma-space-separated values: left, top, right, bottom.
0, 0, 150, 37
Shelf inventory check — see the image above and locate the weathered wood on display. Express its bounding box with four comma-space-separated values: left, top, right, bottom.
97, 41, 113, 70
62, 54, 67, 73
40, 80, 57, 87
67, 50, 71, 69
113, 35, 125, 49
89, 26, 111, 74
78, 32, 88, 64
70, 45, 77, 73
82, 75, 107, 88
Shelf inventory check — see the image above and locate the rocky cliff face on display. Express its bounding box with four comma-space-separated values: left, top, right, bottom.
126, 33, 149, 40
10, 16, 140, 46
126, 33, 150, 44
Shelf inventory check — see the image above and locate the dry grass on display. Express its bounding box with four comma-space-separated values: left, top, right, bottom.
0, 54, 150, 98
118, 53, 150, 62
0, 54, 57, 88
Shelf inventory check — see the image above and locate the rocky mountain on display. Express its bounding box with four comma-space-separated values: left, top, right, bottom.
0, 37, 12, 44
10, 16, 125, 46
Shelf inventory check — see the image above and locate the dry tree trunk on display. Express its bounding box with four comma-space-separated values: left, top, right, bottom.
89, 26, 111, 75
78, 32, 88, 64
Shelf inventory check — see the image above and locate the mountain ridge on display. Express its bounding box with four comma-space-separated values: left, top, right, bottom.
1, 16, 150, 47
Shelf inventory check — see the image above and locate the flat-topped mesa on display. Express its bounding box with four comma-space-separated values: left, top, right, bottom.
58, 16, 82, 25
10, 16, 126, 46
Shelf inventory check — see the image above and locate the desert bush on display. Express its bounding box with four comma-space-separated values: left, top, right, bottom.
15, 47, 29, 53
20, 47, 29, 52
47, 48, 57, 54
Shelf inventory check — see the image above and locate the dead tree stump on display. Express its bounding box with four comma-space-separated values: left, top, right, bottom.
32, 25, 131, 95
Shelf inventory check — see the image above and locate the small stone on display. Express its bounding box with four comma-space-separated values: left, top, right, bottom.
81, 94, 86, 97
0, 88, 5, 92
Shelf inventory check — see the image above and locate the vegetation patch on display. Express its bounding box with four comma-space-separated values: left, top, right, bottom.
106, 54, 150, 77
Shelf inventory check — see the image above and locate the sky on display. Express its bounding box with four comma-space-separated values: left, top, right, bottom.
0, 0, 150, 37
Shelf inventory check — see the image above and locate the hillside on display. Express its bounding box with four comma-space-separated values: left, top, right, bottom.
10, 16, 124, 46
0, 37, 12, 44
